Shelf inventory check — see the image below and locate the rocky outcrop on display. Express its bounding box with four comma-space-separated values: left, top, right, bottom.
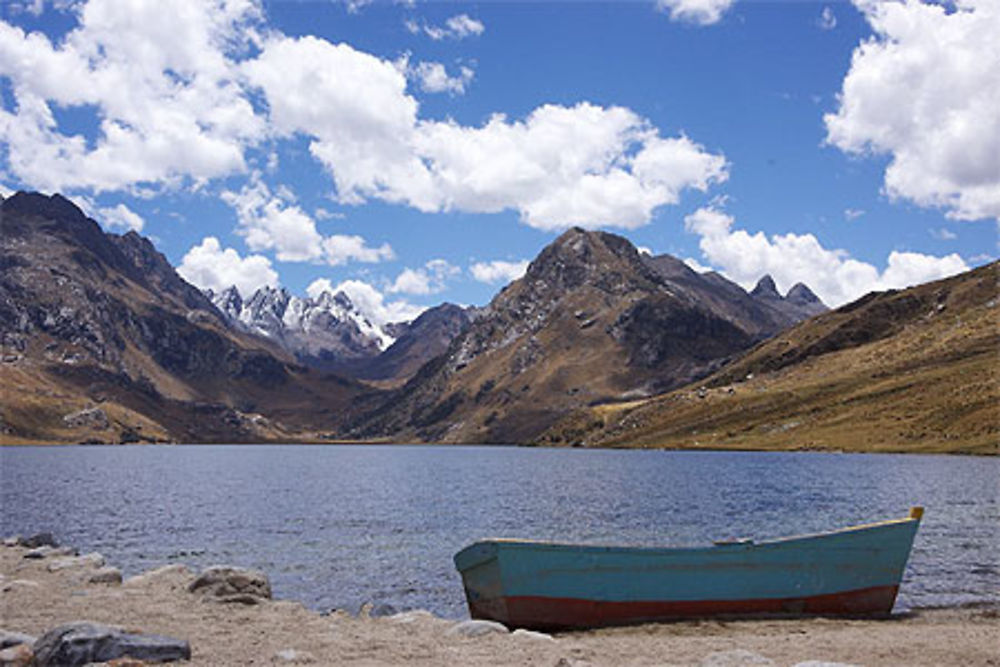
188, 565, 272, 604
32, 622, 190, 666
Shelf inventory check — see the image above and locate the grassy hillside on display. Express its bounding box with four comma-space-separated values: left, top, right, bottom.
537, 262, 998, 454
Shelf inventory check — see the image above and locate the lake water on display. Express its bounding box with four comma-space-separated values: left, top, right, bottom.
2, 445, 997, 618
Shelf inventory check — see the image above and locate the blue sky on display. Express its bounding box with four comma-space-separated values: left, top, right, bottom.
1, 0, 996, 324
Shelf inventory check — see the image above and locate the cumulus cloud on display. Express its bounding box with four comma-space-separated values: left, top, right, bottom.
655, 0, 735, 25
684, 206, 969, 306
243, 33, 728, 230
410, 61, 474, 95
307, 278, 425, 325
825, 0, 1000, 222
177, 236, 279, 297
0, 0, 264, 193
98, 203, 144, 232
222, 176, 394, 265
469, 259, 529, 285
407, 14, 485, 40
389, 258, 460, 295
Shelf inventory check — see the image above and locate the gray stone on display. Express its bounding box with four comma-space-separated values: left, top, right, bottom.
0, 642, 33, 667
188, 565, 271, 604
62, 407, 109, 430
3, 537, 20, 548
700, 649, 775, 666
88, 566, 123, 584
512, 628, 555, 641
47, 552, 105, 572
24, 546, 75, 560
272, 648, 316, 663
0, 631, 37, 650
445, 619, 510, 638
32, 621, 190, 666
18, 532, 57, 548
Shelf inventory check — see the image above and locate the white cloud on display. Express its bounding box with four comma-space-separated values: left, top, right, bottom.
930, 227, 957, 241
0, 0, 265, 193
818, 6, 837, 30
469, 259, 529, 285
322, 234, 395, 266
825, 0, 1000, 222
685, 206, 969, 307
411, 14, 485, 40
683, 256, 714, 273
389, 258, 460, 294
655, 0, 735, 26
307, 278, 425, 325
844, 208, 865, 221
177, 236, 279, 298
410, 61, 474, 95
98, 202, 144, 232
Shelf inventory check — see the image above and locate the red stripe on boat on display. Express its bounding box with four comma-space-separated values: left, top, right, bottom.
470, 585, 900, 630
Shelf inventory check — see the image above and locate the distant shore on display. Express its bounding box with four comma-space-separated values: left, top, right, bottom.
3, 540, 998, 666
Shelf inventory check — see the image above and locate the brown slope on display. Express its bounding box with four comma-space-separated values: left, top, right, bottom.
346, 228, 767, 444
0, 192, 371, 444
538, 262, 999, 454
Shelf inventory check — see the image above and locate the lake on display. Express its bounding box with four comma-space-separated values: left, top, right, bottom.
2, 445, 997, 618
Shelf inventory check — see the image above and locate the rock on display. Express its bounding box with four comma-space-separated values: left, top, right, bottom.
3, 537, 20, 547
512, 628, 555, 641
700, 649, 775, 666
1, 580, 39, 593
18, 532, 57, 548
89, 566, 124, 584
62, 407, 109, 430
272, 648, 316, 663
188, 565, 271, 604
23, 546, 75, 560
123, 564, 191, 588
32, 622, 190, 666
47, 552, 105, 572
385, 610, 438, 625
0, 642, 32, 667
371, 603, 398, 617
445, 620, 510, 638
0, 631, 37, 650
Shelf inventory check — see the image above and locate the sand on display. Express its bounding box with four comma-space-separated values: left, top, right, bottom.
2, 544, 998, 666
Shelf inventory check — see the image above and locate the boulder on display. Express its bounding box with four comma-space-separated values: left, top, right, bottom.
47, 552, 105, 572
0, 632, 37, 650
188, 565, 271, 604
89, 566, 124, 584
445, 620, 509, 638
0, 642, 32, 667
32, 622, 190, 666
18, 532, 57, 548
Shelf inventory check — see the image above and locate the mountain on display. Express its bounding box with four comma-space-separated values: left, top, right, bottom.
0, 192, 369, 444
749, 274, 827, 322
346, 228, 824, 444
538, 262, 998, 454
207, 285, 391, 369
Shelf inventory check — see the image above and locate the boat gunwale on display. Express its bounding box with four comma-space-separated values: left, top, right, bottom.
455, 514, 921, 565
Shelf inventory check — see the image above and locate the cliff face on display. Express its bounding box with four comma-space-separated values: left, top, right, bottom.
346, 228, 823, 444
0, 192, 367, 444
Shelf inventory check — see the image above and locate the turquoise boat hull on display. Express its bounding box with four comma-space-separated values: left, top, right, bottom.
454, 509, 922, 630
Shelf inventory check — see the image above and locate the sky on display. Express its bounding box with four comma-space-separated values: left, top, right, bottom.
1, 0, 997, 326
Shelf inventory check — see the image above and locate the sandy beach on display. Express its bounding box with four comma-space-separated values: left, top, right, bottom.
2, 542, 997, 666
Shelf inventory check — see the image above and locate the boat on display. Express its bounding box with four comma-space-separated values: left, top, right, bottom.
453, 507, 923, 630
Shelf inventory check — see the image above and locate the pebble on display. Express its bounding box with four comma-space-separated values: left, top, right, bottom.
446, 619, 510, 638
512, 628, 555, 641
272, 648, 317, 664
0, 642, 33, 667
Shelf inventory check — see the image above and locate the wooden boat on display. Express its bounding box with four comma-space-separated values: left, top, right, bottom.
454, 507, 923, 630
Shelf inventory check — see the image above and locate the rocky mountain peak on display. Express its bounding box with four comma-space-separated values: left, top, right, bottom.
751, 274, 780, 300
786, 282, 821, 305
523, 228, 656, 295
3, 191, 85, 222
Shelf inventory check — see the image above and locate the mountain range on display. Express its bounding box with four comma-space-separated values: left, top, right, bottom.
2, 190, 993, 453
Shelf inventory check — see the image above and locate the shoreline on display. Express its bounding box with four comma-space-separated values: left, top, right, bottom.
3, 539, 998, 666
